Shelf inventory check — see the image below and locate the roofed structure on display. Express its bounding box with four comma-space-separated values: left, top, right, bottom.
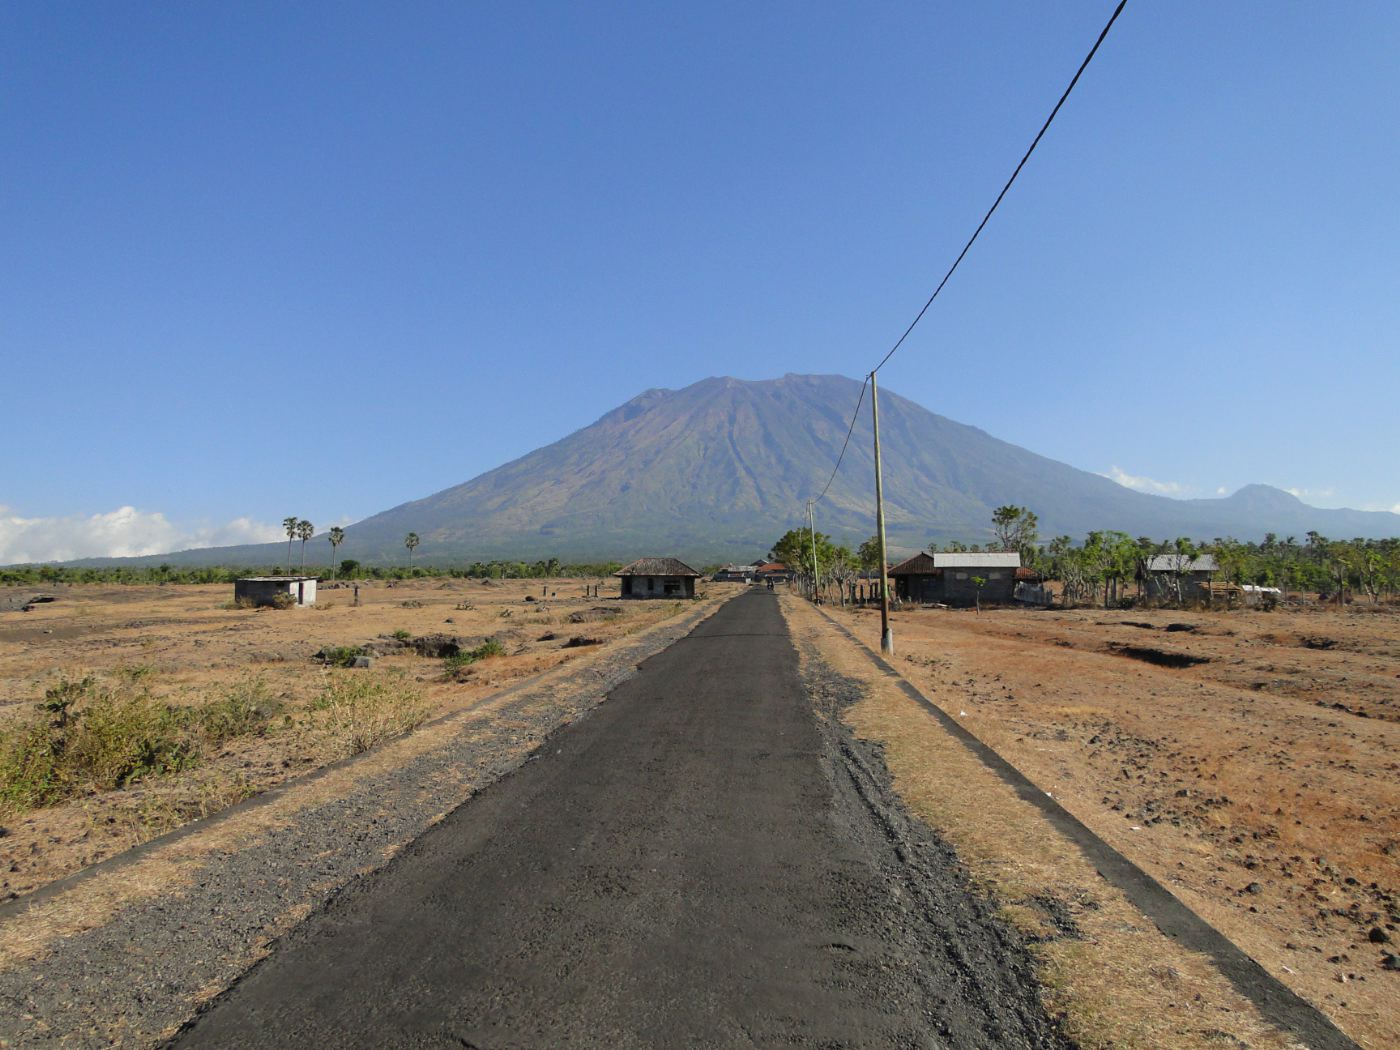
889, 551, 1022, 606
1145, 554, 1218, 573
615, 557, 701, 598
615, 557, 701, 578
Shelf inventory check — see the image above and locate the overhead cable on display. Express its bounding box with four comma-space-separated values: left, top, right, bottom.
870, 0, 1128, 375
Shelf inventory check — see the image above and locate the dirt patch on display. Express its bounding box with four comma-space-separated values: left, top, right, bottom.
0, 579, 735, 900
815, 598, 1399, 1048
784, 596, 1301, 1050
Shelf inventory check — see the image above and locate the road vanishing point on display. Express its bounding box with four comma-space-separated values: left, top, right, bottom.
173, 590, 1061, 1049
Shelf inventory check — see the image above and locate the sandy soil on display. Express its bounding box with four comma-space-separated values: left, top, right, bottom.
0, 578, 730, 900
815, 598, 1399, 1048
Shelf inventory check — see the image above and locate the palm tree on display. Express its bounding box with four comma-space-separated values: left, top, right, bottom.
282, 517, 299, 574
405, 532, 420, 571
297, 519, 314, 572
328, 527, 345, 578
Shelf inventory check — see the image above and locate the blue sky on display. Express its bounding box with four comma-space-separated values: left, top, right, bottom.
3, 2, 1397, 561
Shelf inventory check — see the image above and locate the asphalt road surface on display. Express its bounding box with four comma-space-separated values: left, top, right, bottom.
174, 590, 1061, 1049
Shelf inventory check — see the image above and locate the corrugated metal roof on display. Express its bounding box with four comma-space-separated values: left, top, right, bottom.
1146, 554, 1218, 573
889, 553, 938, 575
614, 557, 701, 577
931, 552, 1021, 569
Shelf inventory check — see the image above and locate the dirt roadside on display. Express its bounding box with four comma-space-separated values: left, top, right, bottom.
787, 596, 1397, 1049
0, 594, 729, 1048
1, 578, 727, 899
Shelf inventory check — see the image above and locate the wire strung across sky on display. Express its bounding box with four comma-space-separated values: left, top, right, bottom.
808, 0, 1128, 509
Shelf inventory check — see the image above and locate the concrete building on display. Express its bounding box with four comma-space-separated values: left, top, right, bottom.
234, 575, 318, 608
889, 552, 1022, 607
615, 557, 701, 598
712, 564, 759, 583
755, 561, 796, 584
1141, 554, 1218, 602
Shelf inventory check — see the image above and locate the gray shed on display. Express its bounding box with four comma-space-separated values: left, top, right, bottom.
890, 552, 1022, 607
234, 575, 318, 608
615, 557, 701, 599
1141, 554, 1217, 602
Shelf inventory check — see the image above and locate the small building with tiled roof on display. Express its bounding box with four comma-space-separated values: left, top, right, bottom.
754, 561, 796, 582
889, 551, 1021, 607
615, 557, 702, 599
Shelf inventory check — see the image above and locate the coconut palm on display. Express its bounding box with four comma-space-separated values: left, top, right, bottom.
282, 517, 299, 574
405, 532, 420, 570
297, 519, 314, 572
328, 527, 346, 578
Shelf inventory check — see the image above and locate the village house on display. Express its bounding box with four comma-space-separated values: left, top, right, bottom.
615, 557, 701, 598
755, 561, 796, 584
1141, 554, 1218, 602
712, 564, 759, 583
889, 552, 1022, 607
233, 575, 318, 608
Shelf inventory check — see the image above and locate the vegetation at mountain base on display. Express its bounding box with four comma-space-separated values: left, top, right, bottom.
778, 502, 1400, 609
0, 560, 625, 587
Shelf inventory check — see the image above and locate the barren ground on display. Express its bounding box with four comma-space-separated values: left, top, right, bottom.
812, 598, 1399, 1048
0, 577, 724, 900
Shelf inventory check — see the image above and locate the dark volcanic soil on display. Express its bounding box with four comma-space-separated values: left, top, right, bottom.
173, 590, 1063, 1049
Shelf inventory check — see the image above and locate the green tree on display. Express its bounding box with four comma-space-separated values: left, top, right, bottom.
991, 505, 1039, 563
297, 519, 314, 572
405, 532, 420, 570
857, 535, 884, 572
327, 527, 346, 578
282, 517, 299, 574
971, 575, 986, 614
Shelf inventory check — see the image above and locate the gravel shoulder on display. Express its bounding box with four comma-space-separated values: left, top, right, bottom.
0, 596, 727, 1048
170, 588, 1065, 1049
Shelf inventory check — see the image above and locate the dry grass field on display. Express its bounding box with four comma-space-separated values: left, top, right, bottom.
811, 597, 1400, 1048
0, 577, 724, 900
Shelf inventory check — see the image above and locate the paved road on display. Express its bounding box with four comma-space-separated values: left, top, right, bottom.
175, 591, 1060, 1049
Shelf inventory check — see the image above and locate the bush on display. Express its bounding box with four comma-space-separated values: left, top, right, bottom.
311, 675, 427, 755
319, 645, 366, 668
391, 629, 412, 642
0, 677, 197, 813
442, 638, 506, 679
198, 680, 284, 746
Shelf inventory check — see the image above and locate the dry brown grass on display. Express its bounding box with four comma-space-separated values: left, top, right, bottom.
785, 596, 1307, 1050
803, 596, 1399, 1049
0, 577, 732, 900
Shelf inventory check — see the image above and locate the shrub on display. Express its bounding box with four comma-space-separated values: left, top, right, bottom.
319, 645, 366, 668
198, 680, 285, 746
391, 629, 412, 642
311, 674, 427, 755
441, 638, 506, 679
0, 676, 198, 813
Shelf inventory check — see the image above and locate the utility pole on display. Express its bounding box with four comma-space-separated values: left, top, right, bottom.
870, 371, 894, 655
806, 498, 820, 601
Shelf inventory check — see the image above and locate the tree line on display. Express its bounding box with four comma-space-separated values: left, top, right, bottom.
770, 504, 1400, 608
0, 559, 625, 588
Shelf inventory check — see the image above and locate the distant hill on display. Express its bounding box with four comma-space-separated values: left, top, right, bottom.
57, 374, 1400, 567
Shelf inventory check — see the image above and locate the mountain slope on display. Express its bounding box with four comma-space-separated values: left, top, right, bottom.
59, 374, 1400, 566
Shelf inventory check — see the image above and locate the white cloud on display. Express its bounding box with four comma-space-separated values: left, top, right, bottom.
1100, 466, 1188, 497
0, 506, 284, 565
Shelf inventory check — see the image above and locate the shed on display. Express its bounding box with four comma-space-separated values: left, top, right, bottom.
615, 557, 701, 598
755, 561, 796, 583
1141, 554, 1218, 602
234, 576, 318, 608
712, 564, 759, 583
890, 552, 1021, 607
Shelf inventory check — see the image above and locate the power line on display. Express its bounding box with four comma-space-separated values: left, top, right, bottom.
812, 376, 868, 505
870, 0, 1128, 376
